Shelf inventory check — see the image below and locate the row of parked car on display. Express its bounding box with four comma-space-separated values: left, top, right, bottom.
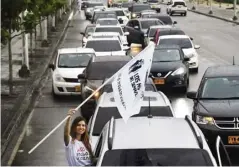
49, 0, 239, 165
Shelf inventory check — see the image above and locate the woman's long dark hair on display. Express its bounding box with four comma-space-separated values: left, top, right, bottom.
70, 116, 94, 160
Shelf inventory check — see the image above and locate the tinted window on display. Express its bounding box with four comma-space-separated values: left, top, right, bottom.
149, 28, 158, 37
141, 20, 163, 29
85, 40, 121, 52
85, 26, 95, 35
95, 27, 123, 35
153, 49, 181, 62
157, 16, 173, 25
58, 53, 93, 68
148, 0, 159, 2
101, 149, 214, 166
158, 38, 192, 48
159, 30, 185, 37
173, 1, 186, 6
132, 5, 151, 12
93, 106, 173, 135
201, 77, 239, 99
122, 3, 132, 8
86, 61, 129, 80
87, 3, 103, 7
115, 10, 125, 16
96, 19, 118, 25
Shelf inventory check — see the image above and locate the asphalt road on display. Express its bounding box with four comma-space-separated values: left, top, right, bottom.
11, 5, 239, 166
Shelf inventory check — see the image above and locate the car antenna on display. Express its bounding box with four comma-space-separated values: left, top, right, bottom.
233, 56, 235, 65
148, 96, 153, 118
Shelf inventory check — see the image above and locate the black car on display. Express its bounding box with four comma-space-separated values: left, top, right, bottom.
150, 45, 190, 92
78, 56, 132, 120
187, 65, 239, 148
141, 14, 177, 26
123, 26, 146, 48
128, 3, 151, 18
91, 11, 117, 24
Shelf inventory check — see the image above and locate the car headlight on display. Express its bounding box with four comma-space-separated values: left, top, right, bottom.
196, 115, 214, 125
132, 13, 136, 17
171, 67, 185, 76
54, 73, 65, 82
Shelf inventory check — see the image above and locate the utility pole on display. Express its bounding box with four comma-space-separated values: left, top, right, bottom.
232, 0, 238, 20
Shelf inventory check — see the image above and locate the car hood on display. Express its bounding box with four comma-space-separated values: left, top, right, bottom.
56, 68, 85, 79
151, 61, 184, 73
95, 51, 126, 56
182, 48, 197, 58
87, 80, 104, 89
90, 136, 99, 151
196, 100, 239, 117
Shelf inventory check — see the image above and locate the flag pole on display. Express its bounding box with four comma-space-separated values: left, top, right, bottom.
28, 42, 155, 154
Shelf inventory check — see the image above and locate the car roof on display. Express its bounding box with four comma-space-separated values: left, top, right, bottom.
92, 32, 120, 36
132, 3, 150, 6
204, 65, 239, 77
94, 11, 116, 14
95, 25, 122, 28
92, 56, 132, 62
155, 44, 182, 50
111, 117, 200, 149
86, 24, 96, 27
87, 36, 120, 41
172, 0, 186, 2
97, 18, 118, 20
136, 18, 161, 21
159, 35, 189, 39
150, 25, 172, 29
107, 8, 124, 11
99, 91, 168, 107
58, 48, 95, 54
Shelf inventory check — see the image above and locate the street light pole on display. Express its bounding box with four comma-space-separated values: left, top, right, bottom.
209, 0, 213, 14
232, 0, 238, 20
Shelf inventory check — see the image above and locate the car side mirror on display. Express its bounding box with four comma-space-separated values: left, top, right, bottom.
80, 32, 85, 36
173, 21, 177, 24
124, 32, 130, 36
134, 26, 139, 30
190, 37, 193, 40
48, 64, 55, 70
148, 73, 153, 78
118, 18, 123, 24
186, 91, 197, 99
194, 45, 200, 49
78, 73, 86, 80
184, 57, 190, 61
215, 136, 232, 167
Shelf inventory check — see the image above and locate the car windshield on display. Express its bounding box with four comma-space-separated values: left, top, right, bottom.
115, 10, 125, 16
88, 3, 103, 7
96, 19, 118, 25
95, 27, 123, 35
122, 3, 131, 7
94, 13, 117, 22
86, 40, 121, 52
92, 106, 173, 135
86, 61, 129, 80
148, 0, 159, 2
157, 16, 173, 25
85, 26, 95, 35
132, 5, 151, 12
158, 38, 192, 48
101, 149, 214, 166
201, 77, 239, 99
173, 1, 186, 6
141, 20, 163, 29
58, 53, 93, 68
153, 49, 181, 62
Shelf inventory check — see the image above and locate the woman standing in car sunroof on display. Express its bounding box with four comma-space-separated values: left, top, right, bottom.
64, 109, 95, 166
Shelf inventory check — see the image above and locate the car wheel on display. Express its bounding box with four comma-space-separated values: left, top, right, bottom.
184, 12, 187, 16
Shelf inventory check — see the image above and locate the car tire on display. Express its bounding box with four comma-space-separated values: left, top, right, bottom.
184, 12, 187, 16
52, 84, 60, 99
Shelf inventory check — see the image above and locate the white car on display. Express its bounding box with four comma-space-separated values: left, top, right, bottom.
84, 37, 126, 56
96, 18, 120, 26
106, 8, 129, 25
167, 0, 187, 16
88, 91, 175, 150
94, 25, 129, 46
49, 48, 96, 96
157, 35, 200, 72
90, 32, 129, 50
148, 0, 161, 12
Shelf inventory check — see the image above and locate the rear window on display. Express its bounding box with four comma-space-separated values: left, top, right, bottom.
95, 27, 123, 35
141, 20, 163, 29
158, 38, 192, 48
96, 19, 118, 25
93, 13, 117, 22
87, 3, 103, 7
157, 16, 173, 25
115, 10, 125, 16
131, 5, 151, 12
173, 1, 186, 6
85, 40, 121, 52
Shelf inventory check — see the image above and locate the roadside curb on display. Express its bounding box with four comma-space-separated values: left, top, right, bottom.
1, 9, 74, 163
188, 9, 239, 25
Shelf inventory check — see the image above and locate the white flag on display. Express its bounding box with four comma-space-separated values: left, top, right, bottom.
112, 42, 155, 123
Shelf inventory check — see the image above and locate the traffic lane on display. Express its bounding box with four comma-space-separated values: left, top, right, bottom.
11, 11, 88, 166
167, 5, 239, 65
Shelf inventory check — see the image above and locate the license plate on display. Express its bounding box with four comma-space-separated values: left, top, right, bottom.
228, 136, 239, 144
75, 85, 81, 92
154, 78, 165, 85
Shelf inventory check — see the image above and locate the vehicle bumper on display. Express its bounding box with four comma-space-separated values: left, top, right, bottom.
152, 74, 187, 89
171, 9, 187, 13
53, 81, 82, 95
188, 56, 199, 69
197, 124, 239, 147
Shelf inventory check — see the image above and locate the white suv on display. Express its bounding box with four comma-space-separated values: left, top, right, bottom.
88, 91, 175, 150
167, 0, 187, 16
48, 48, 96, 97
93, 116, 231, 166
157, 35, 200, 72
